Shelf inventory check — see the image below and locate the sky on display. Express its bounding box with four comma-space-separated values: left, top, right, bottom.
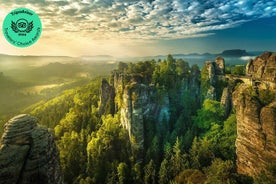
0, 0, 275, 57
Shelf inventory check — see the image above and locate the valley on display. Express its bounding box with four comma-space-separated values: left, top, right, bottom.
0, 52, 275, 184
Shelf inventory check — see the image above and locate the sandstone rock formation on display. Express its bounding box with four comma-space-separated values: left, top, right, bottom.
100, 66, 200, 159
246, 52, 276, 83
233, 53, 276, 178
120, 83, 157, 155
220, 87, 232, 117
215, 56, 225, 75
204, 56, 226, 100
99, 78, 115, 115
102, 72, 160, 157
0, 114, 63, 184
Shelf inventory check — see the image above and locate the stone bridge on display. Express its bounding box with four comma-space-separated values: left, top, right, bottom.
226, 74, 276, 89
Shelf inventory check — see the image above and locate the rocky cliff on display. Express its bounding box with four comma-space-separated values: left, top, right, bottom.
233, 52, 276, 178
99, 78, 115, 115
0, 114, 63, 184
101, 73, 160, 156
100, 65, 200, 157
204, 56, 226, 100
120, 82, 157, 154
246, 52, 276, 82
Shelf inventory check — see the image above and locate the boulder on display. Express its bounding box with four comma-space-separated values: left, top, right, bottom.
0, 114, 63, 184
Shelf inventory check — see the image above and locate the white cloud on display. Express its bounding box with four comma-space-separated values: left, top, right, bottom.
0, 0, 275, 40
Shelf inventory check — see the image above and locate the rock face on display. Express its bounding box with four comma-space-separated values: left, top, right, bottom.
100, 67, 200, 158
120, 83, 157, 155
220, 87, 232, 117
215, 56, 225, 75
246, 52, 276, 82
233, 53, 276, 177
0, 114, 63, 184
99, 78, 115, 115
204, 57, 226, 100
103, 72, 160, 156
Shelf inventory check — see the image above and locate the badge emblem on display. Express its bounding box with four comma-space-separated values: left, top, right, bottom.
11, 19, 33, 33
2, 8, 42, 48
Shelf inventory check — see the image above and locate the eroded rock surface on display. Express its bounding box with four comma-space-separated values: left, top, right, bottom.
0, 114, 63, 184
233, 83, 276, 177
100, 65, 200, 159
204, 56, 226, 100
246, 52, 276, 82
99, 78, 115, 115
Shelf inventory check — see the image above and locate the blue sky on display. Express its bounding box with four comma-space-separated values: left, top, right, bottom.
0, 0, 275, 57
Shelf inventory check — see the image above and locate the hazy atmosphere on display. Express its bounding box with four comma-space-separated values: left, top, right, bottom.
0, 1, 276, 184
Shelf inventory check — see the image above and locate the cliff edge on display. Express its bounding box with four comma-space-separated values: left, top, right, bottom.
233, 52, 276, 178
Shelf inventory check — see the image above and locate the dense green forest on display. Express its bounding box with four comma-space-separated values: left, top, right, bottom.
0, 55, 272, 184
22, 55, 264, 184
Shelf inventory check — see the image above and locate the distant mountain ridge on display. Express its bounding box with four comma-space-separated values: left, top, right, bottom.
221, 49, 248, 56
0, 49, 269, 60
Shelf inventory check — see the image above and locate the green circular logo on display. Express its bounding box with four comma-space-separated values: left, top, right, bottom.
2, 8, 42, 48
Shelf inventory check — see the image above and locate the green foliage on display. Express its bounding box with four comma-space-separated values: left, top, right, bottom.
174, 169, 206, 184
200, 64, 210, 100
220, 114, 237, 160
189, 137, 215, 169
31, 79, 101, 130
132, 163, 143, 184
152, 55, 180, 89
145, 135, 161, 164
246, 87, 275, 106
58, 131, 87, 182
118, 60, 156, 84
231, 65, 245, 76
193, 99, 225, 131
170, 137, 189, 177
117, 62, 128, 72
176, 59, 190, 78
258, 89, 275, 106
144, 159, 156, 184
254, 165, 276, 184
196, 114, 237, 161
225, 66, 232, 74
159, 158, 170, 184
0, 57, 115, 134
232, 174, 254, 184
204, 158, 235, 184
117, 162, 129, 184
87, 115, 131, 183
8, 55, 254, 184
204, 114, 237, 160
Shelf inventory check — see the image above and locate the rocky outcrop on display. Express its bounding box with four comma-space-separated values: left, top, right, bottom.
0, 114, 63, 184
233, 53, 276, 178
220, 87, 232, 117
99, 78, 115, 115
100, 65, 201, 159
215, 57, 225, 75
233, 79, 276, 177
109, 72, 160, 156
206, 56, 225, 79
204, 57, 226, 100
120, 83, 157, 155
246, 52, 276, 83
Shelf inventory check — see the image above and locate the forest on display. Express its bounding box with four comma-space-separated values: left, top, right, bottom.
1, 55, 275, 184
0, 56, 117, 134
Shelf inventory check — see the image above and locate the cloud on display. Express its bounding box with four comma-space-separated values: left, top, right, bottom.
0, 0, 275, 40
